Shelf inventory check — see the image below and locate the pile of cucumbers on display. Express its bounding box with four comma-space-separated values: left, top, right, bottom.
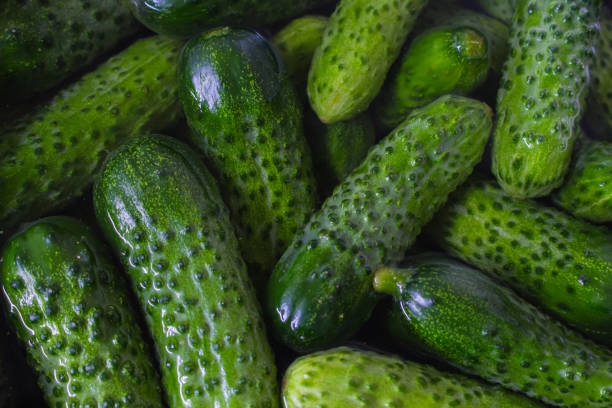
1, 0, 611, 407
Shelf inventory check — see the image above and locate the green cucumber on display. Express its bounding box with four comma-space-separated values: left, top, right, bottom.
491, 0, 600, 198
375, 253, 612, 407
553, 138, 612, 223
179, 27, 317, 282
307, 0, 429, 123
283, 346, 543, 408
1, 216, 163, 407
473, 0, 515, 24
425, 177, 612, 345
266, 95, 492, 352
94, 134, 278, 408
0, 36, 182, 232
128, 0, 331, 38
0, 0, 140, 102
375, 26, 489, 129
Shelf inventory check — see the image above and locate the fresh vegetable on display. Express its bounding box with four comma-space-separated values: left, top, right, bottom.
1, 216, 163, 407
375, 253, 612, 407
94, 134, 279, 408
473, 0, 515, 24
267, 95, 492, 352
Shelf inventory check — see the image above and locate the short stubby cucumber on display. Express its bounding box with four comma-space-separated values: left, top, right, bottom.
94, 135, 279, 408
473, 0, 516, 24
0, 0, 140, 102
375, 26, 489, 129
375, 253, 612, 408
1, 216, 163, 407
307, 0, 430, 123
0, 36, 182, 232
553, 138, 612, 223
425, 177, 612, 345
283, 346, 543, 408
179, 28, 317, 281
491, 0, 600, 198
267, 95, 492, 352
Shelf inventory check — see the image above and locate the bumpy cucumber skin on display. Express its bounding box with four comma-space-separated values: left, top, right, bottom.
553, 138, 612, 223
0, 0, 140, 102
307, 0, 429, 123
491, 0, 600, 198
377, 254, 612, 408
426, 178, 612, 345
94, 135, 278, 408
128, 0, 331, 38
375, 27, 489, 129
267, 95, 492, 353
0, 36, 182, 232
473, 0, 515, 24
179, 28, 317, 281
1, 216, 163, 407
283, 347, 542, 408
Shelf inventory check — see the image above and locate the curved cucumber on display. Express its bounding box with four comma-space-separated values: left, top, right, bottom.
0, 216, 163, 407
307, 0, 429, 123
375, 26, 489, 129
0, 36, 182, 232
375, 253, 612, 407
94, 134, 278, 408
553, 138, 612, 223
0, 0, 140, 102
473, 0, 515, 24
491, 0, 600, 198
425, 177, 612, 345
179, 27, 317, 281
267, 95, 492, 352
283, 346, 543, 408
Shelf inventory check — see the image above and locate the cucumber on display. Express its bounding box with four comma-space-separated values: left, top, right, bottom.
307, 0, 429, 123
473, 0, 515, 24
128, 0, 331, 38
375, 253, 612, 408
179, 27, 317, 282
375, 26, 489, 129
0, 0, 140, 102
425, 177, 612, 345
0, 216, 163, 407
0, 36, 182, 233
94, 134, 279, 408
553, 138, 612, 223
266, 95, 492, 352
491, 0, 600, 198
283, 346, 543, 408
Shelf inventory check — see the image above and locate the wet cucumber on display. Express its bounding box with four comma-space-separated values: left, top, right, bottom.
0, 0, 140, 102
425, 177, 612, 345
307, 0, 429, 123
375, 26, 489, 129
375, 253, 612, 408
179, 27, 317, 281
283, 346, 543, 408
0, 36, 181, 232
94, 134, 279, 408
473, 0, 515, 24
491, 0, 600, 198
266, 95, 492, 352
0, 216, 163, 407
553, 138, 612, 223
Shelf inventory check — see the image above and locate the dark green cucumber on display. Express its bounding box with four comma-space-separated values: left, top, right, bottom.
94, 134, 278, 408
283, 346, 543, 408
266, 95, 492, 352
0, 0, 140, 102
491, 0, 600, 198
425, 177, 612, 345
473, 0, 515, 24
179, 27, 317, 282
0, 36, 181, 232
128, 0, 331, 38
0, 216, 163, 407
307, 0, 429, 123
553, 138, 612, 223
375, 26, 489, 129
375, 253, 612, 407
